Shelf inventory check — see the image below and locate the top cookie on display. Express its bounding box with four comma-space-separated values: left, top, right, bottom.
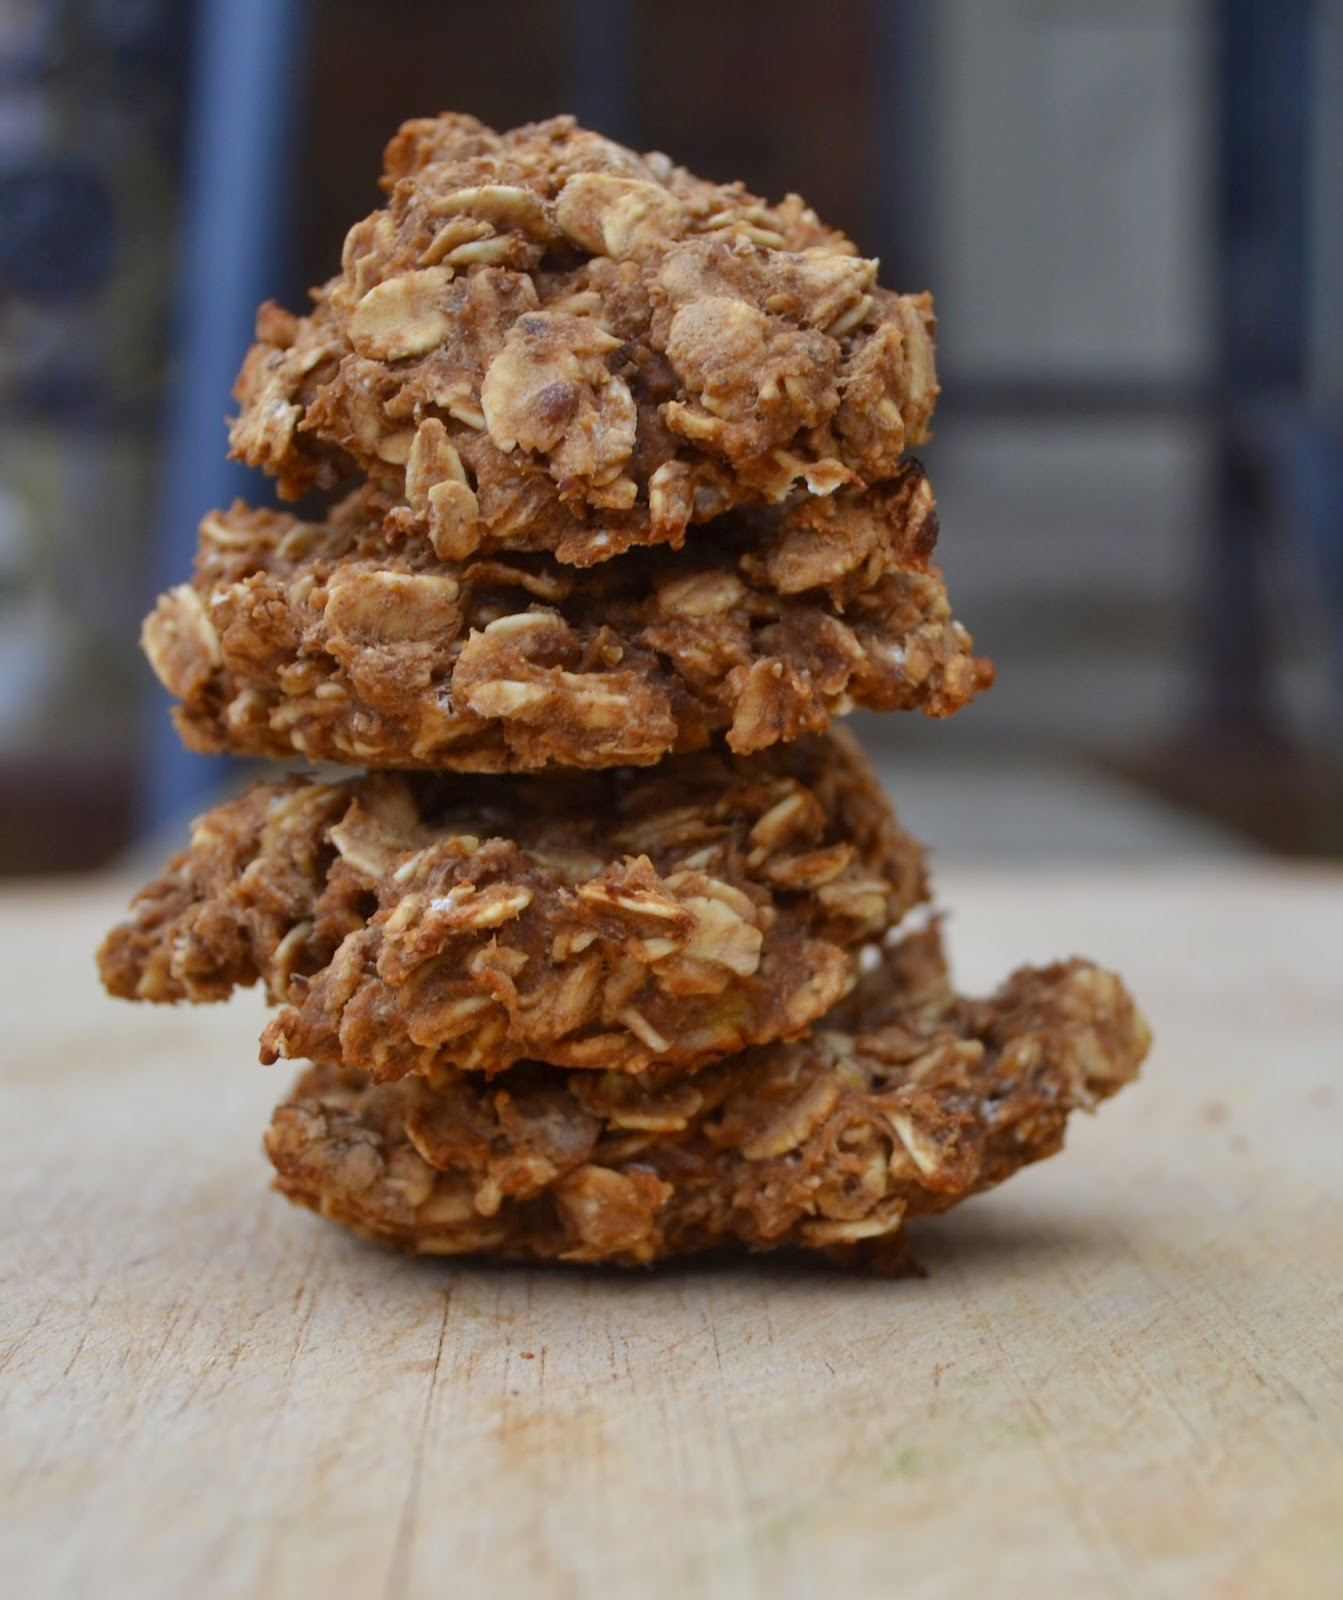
230, 114, 938, 567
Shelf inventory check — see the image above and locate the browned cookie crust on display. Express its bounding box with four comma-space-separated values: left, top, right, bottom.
264, 927, 1150, 1266
145, 466, 990, 773
99, 732, 925, 1077
230, 114, 938, 567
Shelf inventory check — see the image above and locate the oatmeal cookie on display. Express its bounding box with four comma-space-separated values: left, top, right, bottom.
145, 466, 990, 772
264, 926, 1151, 1265
230, 113, 938, 567
98, 732, 924, 1077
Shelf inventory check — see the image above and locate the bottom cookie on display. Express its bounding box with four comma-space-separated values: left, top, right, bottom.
265, 928, 1150, 1267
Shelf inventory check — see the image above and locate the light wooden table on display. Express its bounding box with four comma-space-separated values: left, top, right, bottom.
2, 866, 1340, 1600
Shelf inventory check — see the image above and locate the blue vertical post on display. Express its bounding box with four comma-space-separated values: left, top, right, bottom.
1199, 0, 1310, 733
1217, 0, 1309, 393
146, 0, 308, 830
867, 0, 936, 293
566, 0, 636, 145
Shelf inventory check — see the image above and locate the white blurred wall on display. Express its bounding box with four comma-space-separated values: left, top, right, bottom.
877, 0, 1338, 768
930, 0, 1212, 384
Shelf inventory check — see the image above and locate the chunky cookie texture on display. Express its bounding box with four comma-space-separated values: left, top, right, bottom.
99, 105, 1150, 1275
143, 464, 990, 772
264, 927, 1151, 1266
230, 113, 938, 566
98, 732, 925, 1078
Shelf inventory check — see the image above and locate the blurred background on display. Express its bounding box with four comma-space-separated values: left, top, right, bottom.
1, 0, 1339, 874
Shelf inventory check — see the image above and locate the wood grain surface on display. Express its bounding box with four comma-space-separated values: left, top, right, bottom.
2, 866, 1340, 1599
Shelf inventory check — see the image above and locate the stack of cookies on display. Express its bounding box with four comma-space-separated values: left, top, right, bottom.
100, 115, 1149, 1268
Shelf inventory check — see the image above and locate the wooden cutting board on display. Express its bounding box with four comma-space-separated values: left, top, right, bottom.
2, 865, 1340, 1599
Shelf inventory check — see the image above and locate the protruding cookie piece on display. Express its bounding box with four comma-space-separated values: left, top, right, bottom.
98, 732, 925, 1078
144, 466, 990, 773
263, 927, 1151, 1266
229, 113, 939, 567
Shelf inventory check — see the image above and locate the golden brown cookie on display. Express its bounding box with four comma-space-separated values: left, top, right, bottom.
229, 114, 938, 567
264, 926, 1150, 1266
99, 732, 924, 1077
144, 466, 990, 773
